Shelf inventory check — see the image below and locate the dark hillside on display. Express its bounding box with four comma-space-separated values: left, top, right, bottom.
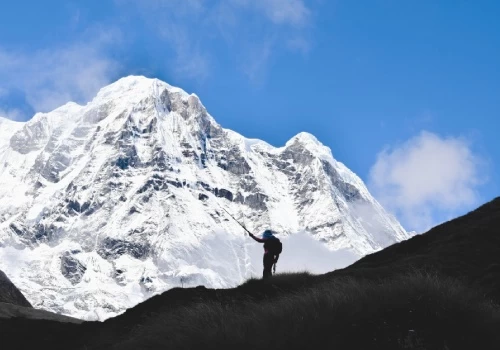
1, 198, 500, 350
88, 272, 500, 350
333, 197, 500, 302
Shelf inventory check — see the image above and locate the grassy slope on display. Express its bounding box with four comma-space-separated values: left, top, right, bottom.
92, 272, 498, 350
2, 198, 500, 350
332, 197, 500, 303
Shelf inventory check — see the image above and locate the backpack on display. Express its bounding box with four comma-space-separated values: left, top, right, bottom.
268, 238, 282, 255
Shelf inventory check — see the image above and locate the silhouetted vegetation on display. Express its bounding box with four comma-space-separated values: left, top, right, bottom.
104, 272, 500, 350
333, 197, 500, 304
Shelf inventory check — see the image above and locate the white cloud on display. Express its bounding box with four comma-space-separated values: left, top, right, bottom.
369, 131, 487, 232
0, 30, 120, 113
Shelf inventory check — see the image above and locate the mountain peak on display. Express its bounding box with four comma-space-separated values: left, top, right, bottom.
94, 76, 189, 102
88, 75, 208, 122
289, 131, 319, 144
285, 131, 335, 162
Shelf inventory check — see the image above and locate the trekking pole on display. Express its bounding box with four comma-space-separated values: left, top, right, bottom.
218, 205, 253, 236
207, 192, 253, 236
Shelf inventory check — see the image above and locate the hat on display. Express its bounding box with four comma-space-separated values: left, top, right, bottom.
262, 230, 275, 239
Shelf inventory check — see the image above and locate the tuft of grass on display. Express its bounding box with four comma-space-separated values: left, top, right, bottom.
239, 271, 316, 290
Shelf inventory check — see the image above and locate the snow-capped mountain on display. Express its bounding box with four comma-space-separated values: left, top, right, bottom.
0, 76, 410, 320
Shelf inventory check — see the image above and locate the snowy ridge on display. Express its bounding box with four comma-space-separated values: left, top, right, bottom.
0, 76, 410, 320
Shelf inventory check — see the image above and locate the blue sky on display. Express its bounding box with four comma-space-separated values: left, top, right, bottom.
0, 0, 498, 232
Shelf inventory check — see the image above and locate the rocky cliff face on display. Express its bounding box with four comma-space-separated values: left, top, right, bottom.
0, 76, 410, 320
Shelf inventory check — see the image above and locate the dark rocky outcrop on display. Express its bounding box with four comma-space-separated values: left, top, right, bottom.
10, 221, 61, 245
213, 188, 234, 201
61, 252, 87, 285
137, 174, 171, 194
97, 238, 150, 260
234, 192, 269, 211
0, 270, 32, 307
216, 148, 251, 176
280, 141, 315, 165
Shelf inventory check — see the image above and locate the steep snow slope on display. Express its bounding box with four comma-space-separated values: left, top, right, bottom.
0, 76, 410, 320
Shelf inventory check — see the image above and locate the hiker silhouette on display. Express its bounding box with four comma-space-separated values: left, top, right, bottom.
249, 230, 282, 279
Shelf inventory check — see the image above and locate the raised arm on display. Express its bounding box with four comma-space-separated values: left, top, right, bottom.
248, 233, 265, 243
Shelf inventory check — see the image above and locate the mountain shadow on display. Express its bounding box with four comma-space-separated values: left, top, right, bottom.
1, 198, 500, 350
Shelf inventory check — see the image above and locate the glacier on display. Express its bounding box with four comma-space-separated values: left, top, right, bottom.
0, 76, 411, 320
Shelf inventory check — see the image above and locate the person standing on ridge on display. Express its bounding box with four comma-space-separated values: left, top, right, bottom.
248, 230, 282, 279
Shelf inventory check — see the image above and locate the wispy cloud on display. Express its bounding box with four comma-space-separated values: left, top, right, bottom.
214, 0, 313, 79
231, 0, 311, 27
0, 0, 315, 117
0, 108, 24, 122
116, 0, 314, 81
241, 38, 275, 83
159, 21, 211, 81
0, 87, 8, 98
116, 0, 210, 81
287, 36, 312, 54
368, 131, 487, 232
0, 29, 121, 115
